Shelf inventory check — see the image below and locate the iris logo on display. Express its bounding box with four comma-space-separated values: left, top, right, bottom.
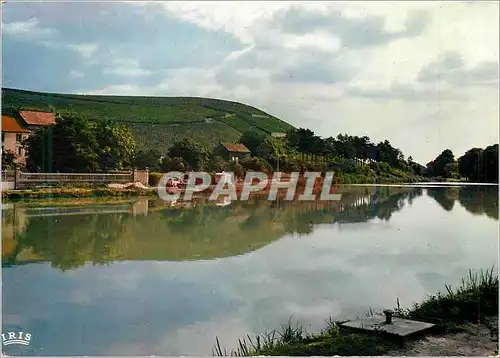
2, 332, 32, 347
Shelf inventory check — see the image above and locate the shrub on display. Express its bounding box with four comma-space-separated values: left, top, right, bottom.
149, 172, 164, 186
241, 157, 272, 173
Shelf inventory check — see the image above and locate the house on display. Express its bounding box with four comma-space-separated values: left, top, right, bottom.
1, 110, 56, 166
19, 110, 56, 129
271, 132, 287, 138
1, 115, 30, 164
218, 142, 250, 163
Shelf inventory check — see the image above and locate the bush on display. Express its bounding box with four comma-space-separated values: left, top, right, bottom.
242, 157, 272, 173
149, 172, 164, 186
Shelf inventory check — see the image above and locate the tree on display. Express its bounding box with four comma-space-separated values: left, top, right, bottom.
25, 115, 136, 173
95, 119, 136, 171
287, 128, 318, 153
458, 148, 483, 181
240, 131, 266, 154
483, 144, 498, 183
160, 156, 186, 172
132, 149, 162, 171
168, 139, 208, 170
375, 140, 404, 168
241, 157, 272, 173
206, 156, 228, 172
2, 149, 16, 169
427, 149, 455, 177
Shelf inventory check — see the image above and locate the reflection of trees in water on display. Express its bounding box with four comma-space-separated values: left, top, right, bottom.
16, 186, 499, 270
426, 187, 458, 212
425, 185, 498, 220
457, 186, 498, 220
332, 188, 423, 224
6, 214, 129, 271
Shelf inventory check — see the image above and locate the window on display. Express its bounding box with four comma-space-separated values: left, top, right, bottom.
16, 134, 22, 143
17, 147, 23, 156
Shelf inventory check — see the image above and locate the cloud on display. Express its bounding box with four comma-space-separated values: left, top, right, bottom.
67, 43, 98, 58
274, 7, 431, 48
2, 17, 56, 40
68, 70, 84, 79
418, 52, 499, 88
102, 59, 152, 77
2, 1, 499, 164
346, 82, 465, 102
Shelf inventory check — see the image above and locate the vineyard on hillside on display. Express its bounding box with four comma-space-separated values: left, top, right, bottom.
2, 88, 294, 152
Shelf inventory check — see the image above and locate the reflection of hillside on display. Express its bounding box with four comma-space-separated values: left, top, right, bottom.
3, 187, 424, 270
457, 186, 498, 219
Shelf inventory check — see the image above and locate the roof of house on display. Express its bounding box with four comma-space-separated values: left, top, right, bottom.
220, 142, 250, 153
2, 115, 30, 133
19, 111, 56, 126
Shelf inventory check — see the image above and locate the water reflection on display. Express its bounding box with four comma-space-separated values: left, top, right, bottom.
1, 185, 498, 356
3, 186, 499, 272
3, 187, 428, 270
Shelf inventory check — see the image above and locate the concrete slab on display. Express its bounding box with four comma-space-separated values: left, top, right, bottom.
340, 315, 435, 338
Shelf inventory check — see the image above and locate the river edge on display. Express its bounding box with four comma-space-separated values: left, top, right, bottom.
1, 178, 484, 202
213, 268, 499, 357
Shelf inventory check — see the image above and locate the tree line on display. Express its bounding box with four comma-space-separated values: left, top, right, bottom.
2, 113, 497, 184
425, 145, 498, 183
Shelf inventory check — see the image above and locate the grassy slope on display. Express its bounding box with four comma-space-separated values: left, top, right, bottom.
1, 87, 295, 152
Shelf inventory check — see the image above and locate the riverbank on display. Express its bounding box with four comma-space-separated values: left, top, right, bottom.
213, 268, 498, 356
1, 187, 156, 201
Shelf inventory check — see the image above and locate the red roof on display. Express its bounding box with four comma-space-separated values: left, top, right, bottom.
2, 115, 30, 133
221, 142, 250, 153
19, 111, 56, 126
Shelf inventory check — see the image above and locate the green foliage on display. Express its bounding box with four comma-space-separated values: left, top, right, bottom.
240, 131, 267, 154
132, 149, 162, 171
395, 267, 498, 327
24, 115, 136, 172
160, 156, 186, 172
168, 138, 208, 170
148, 172, 164, 186
2, 149, 17, 169
95, 119, 136, 171
2, 187, 151, 200
426, 149, 455, 178
458, 144, 498, 183
241, 157, 272, 173
215, 268, 498, 357
206, 156, 229, 172
2, 88, 293, 153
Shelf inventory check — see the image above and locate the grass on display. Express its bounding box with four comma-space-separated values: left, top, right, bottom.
213, 267, 498, 356
394, 267, 499, 328
2, 87, 294, 152
2, 187, 155, 201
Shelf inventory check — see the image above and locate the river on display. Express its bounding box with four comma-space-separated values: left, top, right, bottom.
1, 185, 498, 355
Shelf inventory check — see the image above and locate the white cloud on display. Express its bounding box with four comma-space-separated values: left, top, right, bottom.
102, 58, 152, 77
152, 1, 498, 163
69, 70, 84, 79
2, 17, 56, 40
68, 43, 98, 58
7, 1, 496, 164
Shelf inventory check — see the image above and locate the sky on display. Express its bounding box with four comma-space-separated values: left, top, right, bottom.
1, 1, 499, 164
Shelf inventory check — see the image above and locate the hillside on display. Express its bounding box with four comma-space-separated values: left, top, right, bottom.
1, 88, 295, 153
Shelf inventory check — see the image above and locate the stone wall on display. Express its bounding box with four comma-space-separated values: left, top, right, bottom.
133, 169, 149, 186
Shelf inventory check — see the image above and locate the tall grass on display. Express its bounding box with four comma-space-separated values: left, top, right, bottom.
394, 267, 498, 326
213, 268, 498, 356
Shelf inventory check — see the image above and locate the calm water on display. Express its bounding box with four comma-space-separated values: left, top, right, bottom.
2, 185, 498, 355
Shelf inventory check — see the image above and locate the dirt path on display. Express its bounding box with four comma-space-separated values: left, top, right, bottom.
388, 322, 498, 356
